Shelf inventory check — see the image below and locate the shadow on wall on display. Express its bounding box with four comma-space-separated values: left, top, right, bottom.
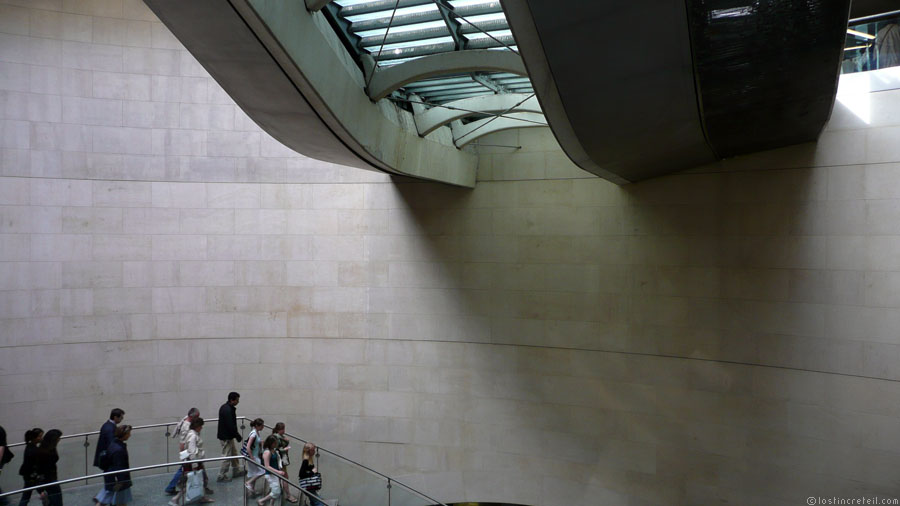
384, 126, 900, 504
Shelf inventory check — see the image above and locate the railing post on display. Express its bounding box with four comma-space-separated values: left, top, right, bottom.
83, 435, 90, 484
165, 423, 171, 465
387, 477, 392, 506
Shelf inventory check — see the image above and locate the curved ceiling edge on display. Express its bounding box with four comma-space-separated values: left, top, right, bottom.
144, 0, 476, 188
500, 0, 630, 185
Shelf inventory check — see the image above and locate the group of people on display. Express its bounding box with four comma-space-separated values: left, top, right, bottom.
211, 392, 324, 506
0, 392, 325, 506
0, 425, 65, 506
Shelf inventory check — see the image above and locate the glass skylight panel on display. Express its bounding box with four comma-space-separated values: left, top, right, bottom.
458, 12, 507, 24
464, 29, 513, 41
448, 0, 502, 9
344, 3, 437, 23
356, 20, 448, 39
327, 0, 536, 112
363, 36, 455, 53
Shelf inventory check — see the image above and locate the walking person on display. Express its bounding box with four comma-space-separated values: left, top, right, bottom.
95, 425, 133, 506
216, 392, 243, 482
0, 424, 13, 506
244, 419, 266, 496
256, 436, 287, 506
16, 428, 43, 506
298, 443, 324, 506
164, 408, 201, 496
35, 429, 63, 506
272, 423, 298, 503
168, 418, 214, 506
93, 409, 124, 503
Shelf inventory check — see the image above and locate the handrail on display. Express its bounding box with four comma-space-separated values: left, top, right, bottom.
260, 422, 449, 506
7, 416, 250, 448
0, 455, 249, 499
5, 416, 447, 505
850, 9, 900, 24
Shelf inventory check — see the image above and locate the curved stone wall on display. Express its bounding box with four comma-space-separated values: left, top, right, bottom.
3, 2, 900, 505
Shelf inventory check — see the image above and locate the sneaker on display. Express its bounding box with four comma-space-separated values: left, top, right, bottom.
164, 489, 177, 495
233, 469, 247, 478
216, 476, 231, 482
205, 487, 215, 495
168, 501, 179, 506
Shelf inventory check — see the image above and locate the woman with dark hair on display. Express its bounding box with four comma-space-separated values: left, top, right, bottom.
35, 429, 63, 506
244, 418, 265, 496
272, 423, 298, 503
257, 436, 287, 506
17, 428, 43, 506
95, 425, 133, 506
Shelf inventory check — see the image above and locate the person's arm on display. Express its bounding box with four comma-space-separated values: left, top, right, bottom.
262, 450, 285, 476
186, 433, 200, 467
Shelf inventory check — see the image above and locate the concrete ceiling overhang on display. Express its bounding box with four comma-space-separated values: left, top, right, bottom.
502, 0, 853, 184
143, 0, 479, 187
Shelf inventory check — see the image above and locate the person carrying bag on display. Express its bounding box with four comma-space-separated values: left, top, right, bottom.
168, 418, 214, 506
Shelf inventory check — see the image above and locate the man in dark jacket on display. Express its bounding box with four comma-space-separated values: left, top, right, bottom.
92, 408, 124, 504
93, 408, 124, 470
216, 392, 243, 482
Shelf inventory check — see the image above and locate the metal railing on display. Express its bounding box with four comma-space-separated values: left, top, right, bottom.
5, 416, 248, 483
4, 417, 448, 506
258, 421, 448, 506
0, 455, 335, 506
0, 454, 442, 506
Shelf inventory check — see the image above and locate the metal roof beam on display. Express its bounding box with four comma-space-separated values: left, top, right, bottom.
305, 0, 333, 11
452, 112, 547, 147
435, 0, 466, 50
471, 72, 506, 93
321, 2, 365, 65
366, 48, 526, 100
415, 92, 540, 135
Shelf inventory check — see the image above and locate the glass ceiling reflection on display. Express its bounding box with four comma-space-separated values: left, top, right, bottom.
327, 0, 534, 106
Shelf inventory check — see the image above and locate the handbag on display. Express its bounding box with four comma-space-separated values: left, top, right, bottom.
185, 470, 204, 502
240, 430, 254, 457
298, 472, 322, 491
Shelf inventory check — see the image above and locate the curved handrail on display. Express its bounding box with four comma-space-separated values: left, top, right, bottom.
4, 417, 446, 505
0, 455, 249, 499
260, 422, 449, 506
6, 416, 250, 448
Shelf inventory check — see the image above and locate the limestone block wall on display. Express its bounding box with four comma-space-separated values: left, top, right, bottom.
3, 1, 900, 505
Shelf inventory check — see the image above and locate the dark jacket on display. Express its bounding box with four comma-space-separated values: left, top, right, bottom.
93, 420, 116, 469
0, 425, 11, 469
18, 443, 39, 482
35, 447, 59, 484
103, 439, 131, 492
217, 402, 240, 441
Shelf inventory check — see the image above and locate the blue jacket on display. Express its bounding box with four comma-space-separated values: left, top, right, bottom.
93, 420, 116, 469
103, 439, 131, 492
